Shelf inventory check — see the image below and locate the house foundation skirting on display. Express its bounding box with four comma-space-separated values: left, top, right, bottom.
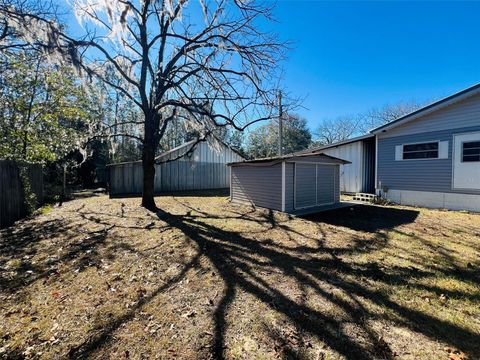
384, 189, 480, 212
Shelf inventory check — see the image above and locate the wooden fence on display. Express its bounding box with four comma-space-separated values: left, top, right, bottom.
0, 160, 44, 229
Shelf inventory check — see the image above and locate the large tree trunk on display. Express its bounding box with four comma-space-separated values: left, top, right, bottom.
141, 111, 158, 211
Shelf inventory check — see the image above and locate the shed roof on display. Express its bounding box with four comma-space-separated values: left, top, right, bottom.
370, 82, 480, 134
227, 152, 350, 167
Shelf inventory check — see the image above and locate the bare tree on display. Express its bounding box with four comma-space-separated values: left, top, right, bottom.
10, 0, 284, 210
359, 100, 423, 133
314, 116, 361, 145
313, 100, 426, 146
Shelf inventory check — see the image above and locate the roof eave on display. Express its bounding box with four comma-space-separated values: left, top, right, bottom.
370, 83, 480, 134
227, 152, 350, 166
299, 134, 375, 154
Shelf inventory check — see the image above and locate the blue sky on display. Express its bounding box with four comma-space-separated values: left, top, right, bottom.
269, 0, 480, 130
60, 1, 480, 133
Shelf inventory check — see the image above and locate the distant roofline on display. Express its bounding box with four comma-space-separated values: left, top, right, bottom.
106, 140, 198, 167
155, 139, 197, 160
106, 134, 245, 167
227, 152, 350, 166
298, 134, 375, 154
370, 82, 480, 134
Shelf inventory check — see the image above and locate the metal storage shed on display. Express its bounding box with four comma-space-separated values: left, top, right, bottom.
108, 140, 244, 196
228, 152, 350, 214
301, 134, 376, 194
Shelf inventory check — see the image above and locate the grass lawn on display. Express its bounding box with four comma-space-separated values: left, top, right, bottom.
0, 192, 479, 360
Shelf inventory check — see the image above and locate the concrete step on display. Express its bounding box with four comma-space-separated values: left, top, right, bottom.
353, 193, 378, 203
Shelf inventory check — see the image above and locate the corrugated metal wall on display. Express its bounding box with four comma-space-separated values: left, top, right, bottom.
321, 141, 364, 193
109, 142, 243, 196
320, 139, 375, 194
231, 160, 341, 213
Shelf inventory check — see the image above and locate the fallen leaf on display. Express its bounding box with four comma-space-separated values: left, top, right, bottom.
181, 310, 197, 318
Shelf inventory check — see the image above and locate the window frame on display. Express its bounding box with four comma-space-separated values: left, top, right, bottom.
461, 140, 480, 163
401, 140, 440, 161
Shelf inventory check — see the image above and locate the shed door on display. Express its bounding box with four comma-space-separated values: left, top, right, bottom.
453, 132, 480, 190
295, 164, 317, 209
317, 166, 335, 205
295, 164, 337, 209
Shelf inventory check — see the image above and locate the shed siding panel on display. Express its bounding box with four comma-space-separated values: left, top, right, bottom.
316, 165, 335, 204
377, 125, 480, 194
231, 164, 282, 210
234, 161, 340, 213
334, 166, 340, 202
379, 92, 480, 138
284, 163, 295, 212
295, 164, 317, 209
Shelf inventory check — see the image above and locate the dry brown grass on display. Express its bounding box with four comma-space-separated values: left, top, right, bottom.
0, 192, 479, 360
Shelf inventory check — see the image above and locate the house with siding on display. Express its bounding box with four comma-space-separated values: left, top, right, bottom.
317, 83, 480, 212
372, 83, 480, 212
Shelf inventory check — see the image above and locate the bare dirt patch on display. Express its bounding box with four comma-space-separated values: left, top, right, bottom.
1, 192, 479, 359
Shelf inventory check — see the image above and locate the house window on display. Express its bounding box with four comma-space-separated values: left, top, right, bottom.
403, 142, 439, 160
462, 141, 480, 162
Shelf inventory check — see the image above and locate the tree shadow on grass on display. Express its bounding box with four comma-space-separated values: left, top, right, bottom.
0, 201, 165, 294
302, 204, 420, 233
0, 217, 113, 294
0, 201, 207, 359
153, 205, 478, 360
4, 199, 478, 359
68, 250, 204, 359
